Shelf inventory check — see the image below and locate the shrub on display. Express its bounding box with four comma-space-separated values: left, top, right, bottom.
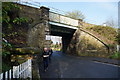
109, 51, 120, 59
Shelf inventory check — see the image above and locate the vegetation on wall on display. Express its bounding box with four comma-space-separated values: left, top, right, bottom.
2, 2, 29, 47
109, 51, 120, 60
2, 2, 30, 72
2, 39, 12, 72
78, 24, 119, 58
2, 39, 12, 57
67, 23, 118, 59
85, 25, 117, 46
2, 3, 28, 24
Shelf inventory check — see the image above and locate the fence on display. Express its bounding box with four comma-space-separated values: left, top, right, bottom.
117, 45, 120, 52
0, 59, 32, 80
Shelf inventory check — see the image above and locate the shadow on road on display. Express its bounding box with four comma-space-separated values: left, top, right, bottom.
38, 51, 120, 79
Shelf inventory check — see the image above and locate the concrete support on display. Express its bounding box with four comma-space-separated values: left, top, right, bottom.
40, 6, 50, 48
27, 6, 50, 49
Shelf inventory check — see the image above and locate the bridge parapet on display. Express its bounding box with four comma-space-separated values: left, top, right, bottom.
15, 1, 79, 27
49, 12, 79, 27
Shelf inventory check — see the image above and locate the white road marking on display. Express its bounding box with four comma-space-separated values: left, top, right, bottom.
93, 61, 120, 67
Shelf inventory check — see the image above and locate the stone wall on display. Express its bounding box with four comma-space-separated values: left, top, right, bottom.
18, 4, 41, 28
66, 28, 111, 58
16, 4, 50, 51
27, 23, 45, 49
66, 20, 115, 57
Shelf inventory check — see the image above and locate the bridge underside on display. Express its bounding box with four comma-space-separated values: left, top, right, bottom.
49, 22, 77, 52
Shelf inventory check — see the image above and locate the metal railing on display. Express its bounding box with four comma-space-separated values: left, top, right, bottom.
14, 1, 41, 8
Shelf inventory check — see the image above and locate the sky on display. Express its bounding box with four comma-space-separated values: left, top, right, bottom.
18, 0, 119, 27
17, 0, 119, 43
40, 2, 118, 43
46, 35, 62, 44
39, 2, 118, 27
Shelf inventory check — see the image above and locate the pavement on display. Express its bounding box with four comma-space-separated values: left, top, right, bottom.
38, 51, 120, 79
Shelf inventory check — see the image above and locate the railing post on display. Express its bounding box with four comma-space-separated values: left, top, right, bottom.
22, 63, 23, 78
27, 60, 28, 78
25, 61, 27, 78
13, 66, 18, 78
18, 66, 20, 78
117, 45, 120, 52
19, 64, 21, 78
9, 69, 11, 79
0, 73, 3, 80
23, 63, 25, 78
5, 71, 8, 80
29, 59, 32, 79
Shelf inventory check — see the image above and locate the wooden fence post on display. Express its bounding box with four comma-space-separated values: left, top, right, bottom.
9, 69, 11, 79
13, 66, 18, 78
0, 73, 3, 80
5, 71, 8, 80
117, 45, 120, 52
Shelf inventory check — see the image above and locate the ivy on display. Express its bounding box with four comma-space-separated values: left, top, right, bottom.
109, 51, 120, 59
13, 17, 28, 25
2, 2, 29, 46
2, 2, 28, 26
2, 38, 12, 57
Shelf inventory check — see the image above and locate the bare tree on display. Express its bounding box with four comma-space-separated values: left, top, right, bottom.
65, 10, 85, 20
104, 17, 118, 28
